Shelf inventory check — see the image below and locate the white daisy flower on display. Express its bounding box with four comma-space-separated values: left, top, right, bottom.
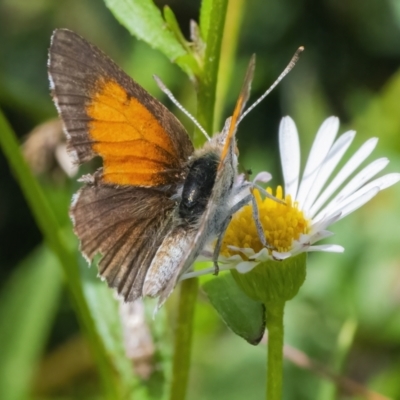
184, 116, 400, 278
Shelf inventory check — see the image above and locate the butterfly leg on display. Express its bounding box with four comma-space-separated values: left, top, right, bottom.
249, 186, 279, 250
212, 215, 233, 275
227, 187, 271, 249
232, 184, 276, 250
252, 183, 286, 205
212, 191, 255, 275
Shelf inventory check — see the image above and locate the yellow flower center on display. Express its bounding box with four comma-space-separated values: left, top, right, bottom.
220, 186, 310, 257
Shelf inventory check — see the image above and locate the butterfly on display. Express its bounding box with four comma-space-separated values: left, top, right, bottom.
48, 29, 302, 307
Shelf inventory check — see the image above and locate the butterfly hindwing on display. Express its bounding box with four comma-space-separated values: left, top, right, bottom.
71, 184, 176, 301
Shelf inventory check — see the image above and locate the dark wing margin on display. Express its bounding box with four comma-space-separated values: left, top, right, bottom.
71, 185, 176, 301
48, 29, 194, 166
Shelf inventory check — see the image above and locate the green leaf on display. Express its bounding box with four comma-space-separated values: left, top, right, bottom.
163, 6, 202, 78
0, 246, 62, 400
163, 6, 190, 51
175, 53, 202, 77
203, 274, 266, 345
104, 0, 190, 72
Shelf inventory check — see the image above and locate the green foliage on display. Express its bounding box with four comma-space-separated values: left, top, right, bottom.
104, 0, 186, 63
203, 273, 266, 345
0, 246, 62, 400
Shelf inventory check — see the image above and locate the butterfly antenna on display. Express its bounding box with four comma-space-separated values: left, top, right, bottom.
238, 46, 304, 124
153, 75, 211, 141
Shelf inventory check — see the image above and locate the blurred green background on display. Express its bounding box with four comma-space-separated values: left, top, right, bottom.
1, 0, 400, 399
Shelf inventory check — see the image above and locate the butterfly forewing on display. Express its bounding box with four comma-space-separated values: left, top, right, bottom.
49, 29, 193, 187
219, 54, 255, 163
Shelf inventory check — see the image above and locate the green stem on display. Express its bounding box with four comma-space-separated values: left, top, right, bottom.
265, 301, 285, 400
195, 0, 229, 145
214, 0, 245, 130
169, 278, 199, 400
0, 109, 118, 400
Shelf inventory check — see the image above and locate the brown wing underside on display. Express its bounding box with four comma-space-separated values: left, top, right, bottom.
71, 184, 176, 301
48, 29, 194, 187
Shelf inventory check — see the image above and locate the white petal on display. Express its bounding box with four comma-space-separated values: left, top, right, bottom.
310, 212, 341, 233
334, 172, 400, 215
309, 137, 378, 217
296, 117, 339, 207
253, 171, 272, 184
236, 261, 258, 273
327, 173, 399, 222
307, 244, 344, 253
368, 172, 400, 191
227, 246, 255, 257
314, 158, 388, 220
272, 250, 292, 260
327, 187, 380, 222
287, 240, 304, 254
309, 230, 334, 244
302, 130, 355, 213
252, 247, 272, 260
279, 116, 300, 199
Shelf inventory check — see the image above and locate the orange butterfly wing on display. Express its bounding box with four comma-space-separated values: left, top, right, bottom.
49, 29, 193, 187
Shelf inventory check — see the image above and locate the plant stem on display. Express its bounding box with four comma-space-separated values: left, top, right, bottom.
195, 0, 229, 146
265, 301, 285, 400
214, 0, 245, 130
169, 278, 199, 400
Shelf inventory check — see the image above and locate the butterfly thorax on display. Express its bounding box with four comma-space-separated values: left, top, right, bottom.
178, 151, 220, 225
